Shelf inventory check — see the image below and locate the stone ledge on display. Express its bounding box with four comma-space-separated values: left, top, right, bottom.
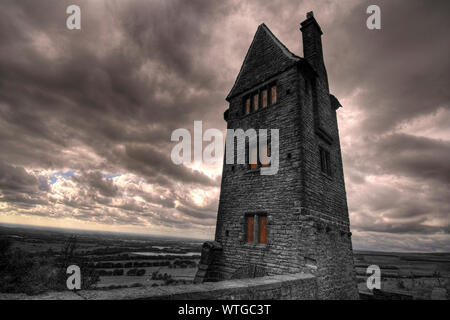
0, 273, 317, 300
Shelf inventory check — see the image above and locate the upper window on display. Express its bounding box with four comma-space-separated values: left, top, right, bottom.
270, 85, 277, 104
244, 98, 250, 115
260, 144, 269, 167
319, 147, 331, 176
242, 84, 277, 116
261, 90, 268, 108
253, 93, 259, 112
247, 135, 270, 170
249, 143, 258, 170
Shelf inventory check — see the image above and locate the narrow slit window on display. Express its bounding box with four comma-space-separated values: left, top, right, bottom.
258, 216, 267, 244
247, 216, 254, 243
260, 144, 269, 167
249, 143, 258, 169
270, 86, 277, 104
253, 93, 259, 112
261, 90, 268, 108
320, 147, 331, 175
244, 98, 250, 115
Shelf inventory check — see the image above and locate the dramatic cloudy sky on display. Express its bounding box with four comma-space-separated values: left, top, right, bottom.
0, 0, 448, 251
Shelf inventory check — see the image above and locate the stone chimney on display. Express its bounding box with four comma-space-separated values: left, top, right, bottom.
300, 11, 328, 90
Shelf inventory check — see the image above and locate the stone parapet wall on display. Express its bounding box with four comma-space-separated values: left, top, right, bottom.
0, 273, 317, 300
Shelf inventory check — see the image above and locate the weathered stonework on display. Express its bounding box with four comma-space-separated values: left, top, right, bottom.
0, 273, 318, 300
196, 11, 358, 300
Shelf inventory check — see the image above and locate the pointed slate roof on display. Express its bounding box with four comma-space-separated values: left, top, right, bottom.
226, 23, 302, 101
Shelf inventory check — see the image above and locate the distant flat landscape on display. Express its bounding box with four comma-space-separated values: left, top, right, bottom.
354, 251, 450, 299
0, 223, 204, 292
0, 223, 448, 299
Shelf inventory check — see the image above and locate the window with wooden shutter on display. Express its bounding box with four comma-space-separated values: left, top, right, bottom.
260, 144, 269, 167
262, 90, 268, 108
247, 216, 254, 243
253, 93, 259, 111
250, 143, 258, 169
270, 86, 277, 104
245, 214, 268, 244
244, 98, 250, 115
258, 216, 267, 244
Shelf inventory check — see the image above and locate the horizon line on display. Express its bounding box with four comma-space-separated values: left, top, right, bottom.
1, 222, 448, 254
0, 221, 209, 242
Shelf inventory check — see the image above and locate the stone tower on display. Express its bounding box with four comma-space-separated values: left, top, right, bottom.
195, 12, 358, 299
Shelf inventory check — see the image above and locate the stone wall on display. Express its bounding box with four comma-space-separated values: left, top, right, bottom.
0, 273, 317, 300
213, 66, 309, 280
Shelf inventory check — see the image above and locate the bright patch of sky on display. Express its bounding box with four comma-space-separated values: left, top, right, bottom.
49, 170, 75, 184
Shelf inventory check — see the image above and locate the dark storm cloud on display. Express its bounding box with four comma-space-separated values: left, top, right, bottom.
344, 133, 450, 190
0, 0, 224, 175
177, 205, 217, 220
117, 0, 230, 89
120, 144, 216, 187
372, 134, 450, 183
72, 171, 119, 197
0, 0, 448, 248
324, 0, 450, 134
0, 162, 39, 194
356, 219, 449, 235
0, 162, 49, 208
